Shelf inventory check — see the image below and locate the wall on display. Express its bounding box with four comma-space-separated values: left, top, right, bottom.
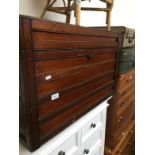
19, 0, 135, 27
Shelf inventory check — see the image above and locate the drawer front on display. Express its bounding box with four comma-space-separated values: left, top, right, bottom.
115, 126, 135, 155
39, 84, 113, 142
116, 104, 134, 130
32, 31, 117, 50
118, 69, 134, 80
113, 113, 134, 146
116, 90, 135, 116
38, 73, 114, 121
81, 113, 102, 143
117, 71, 135, 90
115, 81, 134, 101
35, 48, 116, 98
75, 128, 102, 155
106, 118, 134, 150
47, 134, 78, 155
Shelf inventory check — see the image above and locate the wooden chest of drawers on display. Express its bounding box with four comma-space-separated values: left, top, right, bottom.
19, 15, 119, 151
105, 69, 135, 154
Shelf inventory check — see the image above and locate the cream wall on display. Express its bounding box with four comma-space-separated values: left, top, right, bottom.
19, 0, 135, 28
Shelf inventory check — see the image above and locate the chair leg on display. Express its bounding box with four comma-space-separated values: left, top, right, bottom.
106, 4, 112, 31
40, 0, 51, 18
66, 0, 71, 23
75, 0, 81, 25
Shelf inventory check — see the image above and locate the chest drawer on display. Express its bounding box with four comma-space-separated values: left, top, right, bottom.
115, 125, 135, 155
47, 134, 78, 155
75, 128, 102, 155
81, 106, 107, 143
35, 48, 116, 98
38, 73, 114, 121
113, 113, 134, 146
115, 81, 134, 101
82, 113, 102, 143
117, 70, 134, 90
116, 90, 135, 116
115, 104, 134, 130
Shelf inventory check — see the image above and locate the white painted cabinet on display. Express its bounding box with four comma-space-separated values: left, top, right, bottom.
20, 98, 110, 155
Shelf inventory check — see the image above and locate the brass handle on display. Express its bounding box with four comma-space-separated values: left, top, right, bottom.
121, 91, 126, 96
126, 79, 129, 83
120, 102, 125, 107
118, 117, 124, 123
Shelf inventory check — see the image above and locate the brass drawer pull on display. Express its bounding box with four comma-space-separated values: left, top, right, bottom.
126, 79, 129, 83
120, 102, 125, 107
121, 91, 126, 96
118, 117, 124, 123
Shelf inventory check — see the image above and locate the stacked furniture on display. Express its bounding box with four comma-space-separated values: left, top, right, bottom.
105, 69, 135, 155
103, 27, 135, 155
20, 99, 109, 155
19, 15, 119, 152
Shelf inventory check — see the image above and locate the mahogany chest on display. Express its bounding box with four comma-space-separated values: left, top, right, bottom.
19, 15, 119, 151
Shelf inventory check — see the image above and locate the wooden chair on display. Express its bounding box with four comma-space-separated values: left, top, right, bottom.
41, 0, 114, 31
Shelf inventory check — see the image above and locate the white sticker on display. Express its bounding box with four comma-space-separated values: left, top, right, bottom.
45, 74, 52, 80
51, 93, 59, 101
123, 53, 127, 55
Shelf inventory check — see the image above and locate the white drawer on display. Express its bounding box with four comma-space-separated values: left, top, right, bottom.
47, 134, 78, 155
75, 128, 102, 155
81, 112, 102, 143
